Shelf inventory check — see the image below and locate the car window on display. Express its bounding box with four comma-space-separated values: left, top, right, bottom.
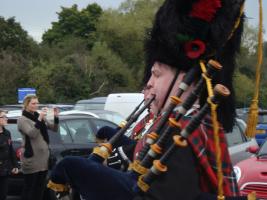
58, 122, 72, 143
65, 119, 95, 144
226, 123, 244, 147
89, 118, 117, 133
258, 141, 267, 154
6, 123, 22, 142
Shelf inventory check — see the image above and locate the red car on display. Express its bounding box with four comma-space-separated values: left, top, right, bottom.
234, 140, 267, 199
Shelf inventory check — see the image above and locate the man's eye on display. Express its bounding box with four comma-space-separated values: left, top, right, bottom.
153, 72, 160, 78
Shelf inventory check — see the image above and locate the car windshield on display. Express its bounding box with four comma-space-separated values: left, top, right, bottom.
225, 118, 246, 147
257, 141, 267, 158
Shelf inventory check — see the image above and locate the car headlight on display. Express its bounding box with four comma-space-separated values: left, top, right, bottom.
233, 166, 242, 183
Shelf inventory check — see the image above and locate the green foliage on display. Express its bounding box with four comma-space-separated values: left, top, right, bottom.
0, 52, 29, 104
96, 0, 164, 78
42, 3, 102, 48
24, 39, 137, 103
87, 41, 137, 96
234, 72, 254, 107
40, 36, 88, 61
235, 22, 267, 108
0, 17, 39, 57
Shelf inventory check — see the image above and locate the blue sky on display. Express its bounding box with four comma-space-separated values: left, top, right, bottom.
0, 0, 266, 42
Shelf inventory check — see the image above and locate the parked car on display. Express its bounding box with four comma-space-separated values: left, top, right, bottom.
225, 118, 259, 165
60, 109, 125, 126
255, 110, 267, 146
1, 104, 74, 113
0, 104, 24, 111
45, 104, 74, 112
234, 140, 267, 199
6, 114, 117, 199
74, 97, 106, 110
104, 93, 147, 119
236, 107, 249, 122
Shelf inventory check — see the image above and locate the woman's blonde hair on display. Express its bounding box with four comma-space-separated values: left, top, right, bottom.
23, 94, 38, 110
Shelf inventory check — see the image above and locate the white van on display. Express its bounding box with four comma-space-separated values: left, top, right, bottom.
104, 93, 147, 120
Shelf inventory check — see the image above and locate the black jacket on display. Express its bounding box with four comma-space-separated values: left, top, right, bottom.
0, 128, 18, 176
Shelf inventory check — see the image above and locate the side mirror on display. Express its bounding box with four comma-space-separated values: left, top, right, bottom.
246, 146, 259, 154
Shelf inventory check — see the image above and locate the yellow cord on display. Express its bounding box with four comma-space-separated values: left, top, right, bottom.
228, 3, 245, 40
200, 61, 224, 200
245, 0, 263, 138
245, 1, 263, 199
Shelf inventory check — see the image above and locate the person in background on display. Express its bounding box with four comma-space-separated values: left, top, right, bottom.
0, 109, 19, 200
17, 95, 59, 200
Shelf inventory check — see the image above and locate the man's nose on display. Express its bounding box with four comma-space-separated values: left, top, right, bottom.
146, 76, 155, 88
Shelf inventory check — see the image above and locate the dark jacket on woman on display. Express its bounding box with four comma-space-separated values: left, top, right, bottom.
0, 128, 18, 176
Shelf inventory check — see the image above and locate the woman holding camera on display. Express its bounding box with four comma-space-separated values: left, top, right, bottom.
18, 95, 59, 200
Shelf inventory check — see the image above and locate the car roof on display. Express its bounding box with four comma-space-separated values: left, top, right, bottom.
60, 109, 123, 116
58, 115, 100, 120
46, 104, 74, 107
82, 109, 122, 115
7, 113, 117, 124
59, 110, 99, 118
76, 97, 107, 104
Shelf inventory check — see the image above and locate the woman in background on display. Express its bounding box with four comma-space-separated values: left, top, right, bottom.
18, 95, 59, 200
0, 109, 19, 200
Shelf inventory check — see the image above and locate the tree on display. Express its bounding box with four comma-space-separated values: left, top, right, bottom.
87, 41, 137, 96
0, 52, 29, 104
40, 36, 88, 62
42, 3, 102, 48
235, 23, 267, 108
234, 72, 254, 107
95, 0, 163, 87
0, 16, 39, 57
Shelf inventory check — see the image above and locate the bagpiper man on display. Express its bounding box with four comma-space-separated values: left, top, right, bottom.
47, 0, 256, 199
